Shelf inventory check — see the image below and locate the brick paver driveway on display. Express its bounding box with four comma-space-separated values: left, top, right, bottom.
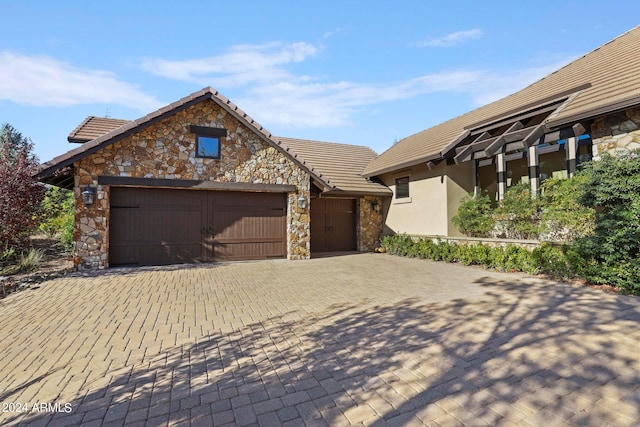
1, 253, 639, 426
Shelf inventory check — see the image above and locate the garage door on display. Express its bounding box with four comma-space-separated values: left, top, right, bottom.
310, 198, 356, 253
110, 188, 286, 266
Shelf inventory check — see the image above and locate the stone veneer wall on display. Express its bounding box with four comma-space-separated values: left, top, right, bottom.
590, 106, 640, 158
357, 196, 384, 252
73, 99, 310, 269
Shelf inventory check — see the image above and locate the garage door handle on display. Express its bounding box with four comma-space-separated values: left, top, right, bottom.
326, 225, 334, 231
201, 226, 207, 234
208, 227, 215, 235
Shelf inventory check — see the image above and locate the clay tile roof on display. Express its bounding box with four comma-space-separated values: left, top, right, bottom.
363, 25, 640, 177
67, 116, 132, 143
39, 87, 386, 196
277, 137, 391, 196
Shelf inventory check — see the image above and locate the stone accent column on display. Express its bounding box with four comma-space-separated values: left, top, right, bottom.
496, 153, 507, 201
287, 188, 311, 260
528, 146, 539, 197
74, 167, 109, 270
357, 196, 384, 251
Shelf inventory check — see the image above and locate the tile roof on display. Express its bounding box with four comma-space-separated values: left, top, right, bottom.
276, 137, 392, 195
67, 116, 132, 143
38, 88, 389, 196
363, 25, 640, 177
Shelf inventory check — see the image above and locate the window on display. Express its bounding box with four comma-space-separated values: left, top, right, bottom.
189, 125, 227, 159
395, 176, 410, 199
196, 136, 220, 158
538, 142, 567, 182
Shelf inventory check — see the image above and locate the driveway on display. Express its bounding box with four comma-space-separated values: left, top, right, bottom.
1, 253, 639, 426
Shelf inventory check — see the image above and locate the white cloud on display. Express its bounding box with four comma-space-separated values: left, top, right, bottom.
139, 42, 321, 87
140, 40, 570, 131
417, 29, 484, 48
233, 61, 575, 129
235, 70, 486, 128
0, 52, 161, 111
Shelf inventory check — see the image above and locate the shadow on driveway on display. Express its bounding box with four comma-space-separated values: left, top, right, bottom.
5, 276, 640, 426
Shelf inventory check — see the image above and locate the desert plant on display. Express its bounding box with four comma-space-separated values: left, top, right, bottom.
18, 248, 44, 272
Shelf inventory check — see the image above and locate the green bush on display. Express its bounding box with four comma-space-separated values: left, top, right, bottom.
38, 187, 74, 252
452, 193, 494, 237
380, 234, 570, 279
539, 176, 595, 241
569, 149, 640, 294
381, 234, 414, 256
0, 247, 43, 274
1, 247, 16, 272
492, 183, 541, 239
530, 243, 569, 276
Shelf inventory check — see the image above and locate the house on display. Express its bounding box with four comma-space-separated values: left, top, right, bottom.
363, 25, 640, 237
38, 26, 640, 269
37, 88, 390, 269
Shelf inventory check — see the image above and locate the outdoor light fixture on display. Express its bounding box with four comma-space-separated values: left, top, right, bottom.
371, 199, 381, 213
297, 194, 307, 209
82, 187, 96, 206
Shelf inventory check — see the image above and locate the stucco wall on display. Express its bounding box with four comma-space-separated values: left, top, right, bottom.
73, 99, 311, 269
380, 161, 474, 238
445, 161, 475, 237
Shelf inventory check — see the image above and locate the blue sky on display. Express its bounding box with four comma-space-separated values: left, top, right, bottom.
1, 1, 639, 163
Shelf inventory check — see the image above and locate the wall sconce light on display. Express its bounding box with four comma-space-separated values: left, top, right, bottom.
371, 199, 381, 213
82, 187, 96, 206
297, 194, 307, 209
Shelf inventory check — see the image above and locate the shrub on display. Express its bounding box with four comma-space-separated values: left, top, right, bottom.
539, 176, 595, 241
381, 234, 414, 256
39, 187, 74, 252
0, 247, 43, 274
0, 247, 16, 272
452, 193, 494, 237
530, 243, 569, 276
380, 234, 574, 283
569, 149, 640, 294
18, 248, 44, 272
457, 243, 492, 267
492, 183, 541, 239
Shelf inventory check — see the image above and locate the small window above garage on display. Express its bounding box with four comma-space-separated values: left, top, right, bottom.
190, 125, 227, 159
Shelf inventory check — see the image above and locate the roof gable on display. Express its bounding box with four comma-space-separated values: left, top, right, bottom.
364, 25, 640, 177
37, 87, 340, 191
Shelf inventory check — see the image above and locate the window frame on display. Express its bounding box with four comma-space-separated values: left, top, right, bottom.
196, 135, 221, 159
189, 125, 227, 160
394, 176, 410, 199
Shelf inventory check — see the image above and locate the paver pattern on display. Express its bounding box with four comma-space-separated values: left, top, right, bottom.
1, 253, 639, 426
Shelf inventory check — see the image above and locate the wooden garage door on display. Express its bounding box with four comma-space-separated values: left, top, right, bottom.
310, 198, 356, 253
110, 188, 286, 266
